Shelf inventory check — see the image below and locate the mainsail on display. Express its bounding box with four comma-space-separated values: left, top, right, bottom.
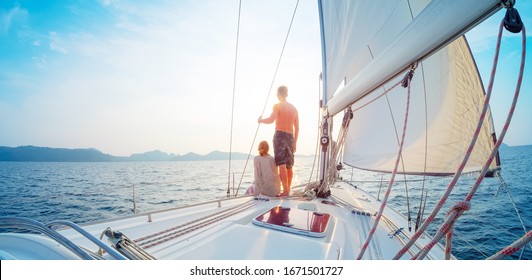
319, 0, 502, 175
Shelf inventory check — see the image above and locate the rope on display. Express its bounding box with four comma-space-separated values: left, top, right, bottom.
133, 199, 260, 249
324, 81, 402, 196
227, 0, 243, 197
487, 230, 532, 260
134, 199, 255, 243
351, 81, 402, 113
445, 227, 453, 260
384, 92, 412, 231
393, 19, 508, 260
449, 203, 527, 258
357, 67, 414, 260
319, 107, 353, 194
322, 80, 402, 198
418, 190, 428, 232
412, 19, 526, 260
415, 63, 429, 232
413, 201, 470, 259
235, 0, 300, 196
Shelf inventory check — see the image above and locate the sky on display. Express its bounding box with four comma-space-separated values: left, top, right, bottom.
0, 0, 531, 157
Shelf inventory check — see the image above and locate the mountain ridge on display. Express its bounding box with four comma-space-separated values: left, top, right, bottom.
3, 144, 521, 162
0, 146, 312, 162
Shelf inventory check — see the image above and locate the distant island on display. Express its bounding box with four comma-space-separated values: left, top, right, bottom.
1, 144, 523, 162
0, 146, 312, 162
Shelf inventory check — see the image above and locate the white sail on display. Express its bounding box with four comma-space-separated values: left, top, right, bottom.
319, 0, 501, 175
320, 0, 501, 111
343, 37, 498, 175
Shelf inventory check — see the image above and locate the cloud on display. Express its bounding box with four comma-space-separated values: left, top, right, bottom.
1, 0, 323, 155
48, 31, 68, 53
31, 56, 47, 68
1, 5, 28, 34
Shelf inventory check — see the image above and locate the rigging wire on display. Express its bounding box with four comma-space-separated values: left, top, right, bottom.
384, 89, 413, 232
405, 0, 429, 232
322, 107, 352, 192
227, 0, 242, 197
335, 80, 404, 201
452, 232, 491, 259
234, 0, 301, 196
452, 201, 530, 259
496, 173, 532, 254
415, 63, 429, 232
356, 66, 415, 260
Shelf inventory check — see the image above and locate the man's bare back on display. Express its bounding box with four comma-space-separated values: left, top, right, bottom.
258, 85, 299, 196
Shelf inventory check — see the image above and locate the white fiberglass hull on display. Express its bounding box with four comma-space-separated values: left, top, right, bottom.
0, 181, 447, 260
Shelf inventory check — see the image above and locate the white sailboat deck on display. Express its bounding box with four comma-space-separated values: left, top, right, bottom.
8, 182, 442, 260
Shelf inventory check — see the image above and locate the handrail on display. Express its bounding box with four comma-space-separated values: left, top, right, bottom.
80, 195, 252, 227
0, 217, 94, 260
48, 220, 127, 260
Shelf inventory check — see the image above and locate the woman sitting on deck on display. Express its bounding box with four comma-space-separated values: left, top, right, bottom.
247, 141, 281, 197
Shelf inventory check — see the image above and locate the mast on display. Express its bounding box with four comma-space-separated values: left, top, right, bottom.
317, 0, 330, 187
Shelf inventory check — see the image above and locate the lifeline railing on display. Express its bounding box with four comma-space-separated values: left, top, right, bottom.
0, 217, 127, 260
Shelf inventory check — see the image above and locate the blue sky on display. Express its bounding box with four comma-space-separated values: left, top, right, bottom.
1, 0, 531, 157
466, 1, 532, 148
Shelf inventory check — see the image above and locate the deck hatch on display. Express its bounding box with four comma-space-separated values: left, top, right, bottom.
252, 206, 331, 238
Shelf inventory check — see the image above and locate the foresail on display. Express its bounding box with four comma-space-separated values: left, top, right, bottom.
342, 37, 499, 176
318, 0, 503, 176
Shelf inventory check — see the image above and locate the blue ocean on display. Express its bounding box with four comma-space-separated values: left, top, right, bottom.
0, 146, 530, 260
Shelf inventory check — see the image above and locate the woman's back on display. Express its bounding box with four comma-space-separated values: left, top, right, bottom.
253, 154, 280, 197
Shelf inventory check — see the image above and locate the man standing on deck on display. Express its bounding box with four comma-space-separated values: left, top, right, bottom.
258, 85, 299, 196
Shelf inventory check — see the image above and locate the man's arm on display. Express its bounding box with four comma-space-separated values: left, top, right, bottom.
258, 105, 278, 124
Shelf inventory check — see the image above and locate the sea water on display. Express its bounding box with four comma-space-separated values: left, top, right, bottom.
0, 146, 530, 260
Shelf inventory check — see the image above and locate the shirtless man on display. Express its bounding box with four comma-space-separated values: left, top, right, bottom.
258, 85, 299, 196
